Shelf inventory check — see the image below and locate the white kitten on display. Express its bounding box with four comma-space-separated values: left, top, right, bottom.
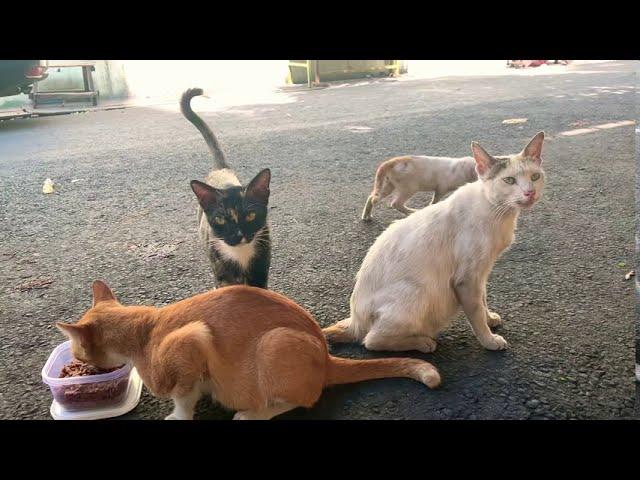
361, 155, 478, 221
326, 132, 546, 353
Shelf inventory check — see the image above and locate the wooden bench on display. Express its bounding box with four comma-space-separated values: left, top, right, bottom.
31, 62, 98, 108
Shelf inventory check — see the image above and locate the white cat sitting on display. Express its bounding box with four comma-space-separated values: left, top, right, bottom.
326, 132, 546, 353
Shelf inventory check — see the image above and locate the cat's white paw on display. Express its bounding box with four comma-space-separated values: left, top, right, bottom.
482, 334, 508, 351
165, 412, 193, 420
233, 411, 251, 420
487, 311, 502, 328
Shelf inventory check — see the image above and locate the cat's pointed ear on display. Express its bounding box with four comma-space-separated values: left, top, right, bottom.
190, 180, 219, 209
56, 322, 92, 347
245, 168, 271, 205
471, 141, 497, 177
521, 131, 544, 165
92, 280, 117, 307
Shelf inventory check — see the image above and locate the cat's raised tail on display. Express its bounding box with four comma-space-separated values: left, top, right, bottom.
180, 87, 229, 170
326, 356, 441, 388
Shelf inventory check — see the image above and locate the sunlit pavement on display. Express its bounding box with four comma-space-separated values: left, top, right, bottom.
0, 60, 636, 420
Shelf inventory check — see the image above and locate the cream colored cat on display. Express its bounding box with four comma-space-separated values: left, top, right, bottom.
326, 132, 545, 353
361, 155, 478, 221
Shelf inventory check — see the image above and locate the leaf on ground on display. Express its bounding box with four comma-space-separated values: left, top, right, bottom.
502, 118, 528, 125
617, 261, 626, 268
16, 278, 53, 292
42, 179, 55, 194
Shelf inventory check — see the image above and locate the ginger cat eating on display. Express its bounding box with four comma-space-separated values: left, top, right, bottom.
56, 281, 440, 420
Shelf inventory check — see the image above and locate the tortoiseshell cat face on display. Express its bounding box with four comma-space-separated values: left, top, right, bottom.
191, 169, 270, 247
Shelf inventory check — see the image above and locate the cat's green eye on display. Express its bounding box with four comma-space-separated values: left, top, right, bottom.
503, 177, 516, 185
246, 212, 256, 222
214, 216, 225, 225
531, 173, 541, 181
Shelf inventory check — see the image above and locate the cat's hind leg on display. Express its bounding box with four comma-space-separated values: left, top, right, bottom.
390, 193, 418, 216
362, 296, 437, 353
247, 327, 326, 418
364, 331, 437, 353
391, 198, 418, 215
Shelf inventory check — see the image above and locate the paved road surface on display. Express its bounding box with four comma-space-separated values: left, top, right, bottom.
0, 61, 636, 419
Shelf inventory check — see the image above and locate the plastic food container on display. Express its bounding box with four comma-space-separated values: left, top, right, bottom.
42, 341, 135, 414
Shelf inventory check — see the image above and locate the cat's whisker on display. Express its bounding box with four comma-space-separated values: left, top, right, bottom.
490, 202, 506, 221
490, 202, 515, 226
499, 205, 514, 222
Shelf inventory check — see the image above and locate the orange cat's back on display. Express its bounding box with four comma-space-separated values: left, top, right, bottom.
158, 285, 325, 349
153, 285, 328, 409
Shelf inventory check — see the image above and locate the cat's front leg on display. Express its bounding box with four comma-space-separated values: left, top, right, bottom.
455, 279, 508, 351
165, 388, 202, 420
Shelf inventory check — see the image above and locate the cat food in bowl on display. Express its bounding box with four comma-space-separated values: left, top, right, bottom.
42, 341, 131, 411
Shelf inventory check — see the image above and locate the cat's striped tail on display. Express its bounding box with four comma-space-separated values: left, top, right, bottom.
180, 88, 229, 170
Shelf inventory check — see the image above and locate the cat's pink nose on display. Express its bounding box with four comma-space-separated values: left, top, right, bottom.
524, 189, 535, 198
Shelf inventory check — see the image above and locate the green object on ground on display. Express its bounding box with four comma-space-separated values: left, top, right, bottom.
288, 60, 401, 85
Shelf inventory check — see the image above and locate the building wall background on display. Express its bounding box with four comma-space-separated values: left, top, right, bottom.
4, 61, 571, 111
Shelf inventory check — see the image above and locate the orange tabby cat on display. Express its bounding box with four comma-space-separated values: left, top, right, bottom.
56, 280, 440, 420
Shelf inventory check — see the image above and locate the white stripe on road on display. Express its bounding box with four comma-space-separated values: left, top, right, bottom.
560, 128, 599, 136
559, 120, 636, 137
593, 120, 636, 129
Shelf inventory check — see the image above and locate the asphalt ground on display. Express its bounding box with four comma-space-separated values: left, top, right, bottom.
0, 60, 636, 419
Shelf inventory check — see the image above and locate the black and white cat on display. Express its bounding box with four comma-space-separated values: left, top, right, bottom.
181, 88, 271, 288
